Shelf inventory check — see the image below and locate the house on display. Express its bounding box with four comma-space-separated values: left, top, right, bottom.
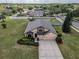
27, 8, 44, 17
24, 19, 57, 41
27, 10, 34, 17
33, 8, 44, 17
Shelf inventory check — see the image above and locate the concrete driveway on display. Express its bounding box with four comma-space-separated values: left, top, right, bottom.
39, 40, 64, 59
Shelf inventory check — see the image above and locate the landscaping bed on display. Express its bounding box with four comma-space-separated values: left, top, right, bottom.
17, 37, 38, 46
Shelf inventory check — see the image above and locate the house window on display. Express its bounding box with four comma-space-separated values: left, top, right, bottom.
37, 27, 44, 33
27, 31, 33, 37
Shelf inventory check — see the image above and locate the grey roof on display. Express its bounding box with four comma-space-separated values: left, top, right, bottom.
33, 8, 44, 17
24, 19, 56, 34
34, 8, 43, 11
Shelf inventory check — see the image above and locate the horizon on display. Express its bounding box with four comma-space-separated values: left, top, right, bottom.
0, 0, 79, 4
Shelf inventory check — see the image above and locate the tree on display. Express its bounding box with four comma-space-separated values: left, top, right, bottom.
40, 5, 47, 10
28, 6, 33, 10
12, 9, 17, 14
62, 12, 73, 33
48, 4, 54, 16
0, 14, 6, 21
55, 5, 59, 8
0, 14, 7, 29
1, 20, 7, 29
17, 7, 24, 15
72, 7, 79, 17
34, 5, 39, 8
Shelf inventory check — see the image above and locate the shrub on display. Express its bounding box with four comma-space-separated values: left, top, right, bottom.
17, 37, 38, 46
1, 23, 7, 29
56, 32, 63, 44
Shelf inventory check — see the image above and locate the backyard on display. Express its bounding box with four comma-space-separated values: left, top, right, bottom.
0, 17, 38, 59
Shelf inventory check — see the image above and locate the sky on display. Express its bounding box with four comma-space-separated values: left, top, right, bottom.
0, 0, 79, 3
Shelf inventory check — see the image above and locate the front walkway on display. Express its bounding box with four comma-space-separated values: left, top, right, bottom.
39, 40, 64, 59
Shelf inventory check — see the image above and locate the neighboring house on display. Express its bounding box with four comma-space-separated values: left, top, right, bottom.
33, 8, 44, 17
24, 19, 57, 41
5, 6, 13, 13
3, 9, 12, 14
27, 8, 44, 17
27, 10, 34, 17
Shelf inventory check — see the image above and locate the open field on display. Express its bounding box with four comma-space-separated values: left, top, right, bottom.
0, 18, 38, 59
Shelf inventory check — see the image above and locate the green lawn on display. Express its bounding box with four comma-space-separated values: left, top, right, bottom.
73, 17, 79, 21
0, 18, 38, 59
51, 17, 79, 59
50, 18, 60, 23
54, 26, 79, 59
0, 16, 79, 59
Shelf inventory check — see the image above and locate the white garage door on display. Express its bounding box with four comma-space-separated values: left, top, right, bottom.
38, 33, 57, 40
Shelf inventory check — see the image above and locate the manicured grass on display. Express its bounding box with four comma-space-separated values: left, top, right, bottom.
50, 18, 60, 23
73, 17, 79, 21
54, 26, 79, 59
0, 18, 38, 59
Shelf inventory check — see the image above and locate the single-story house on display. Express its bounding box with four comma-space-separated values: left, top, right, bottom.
33, 8, 44, 17
27, 10, 34, 17
27, 8, 44, 17
24, 19, 57, 41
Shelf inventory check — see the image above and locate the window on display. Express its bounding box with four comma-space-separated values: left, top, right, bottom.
37, 27, 44, 33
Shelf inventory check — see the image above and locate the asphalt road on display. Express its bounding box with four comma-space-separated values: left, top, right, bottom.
72, 21, 79, 30
55, 16, 79, 32
58, 16, 79, 30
